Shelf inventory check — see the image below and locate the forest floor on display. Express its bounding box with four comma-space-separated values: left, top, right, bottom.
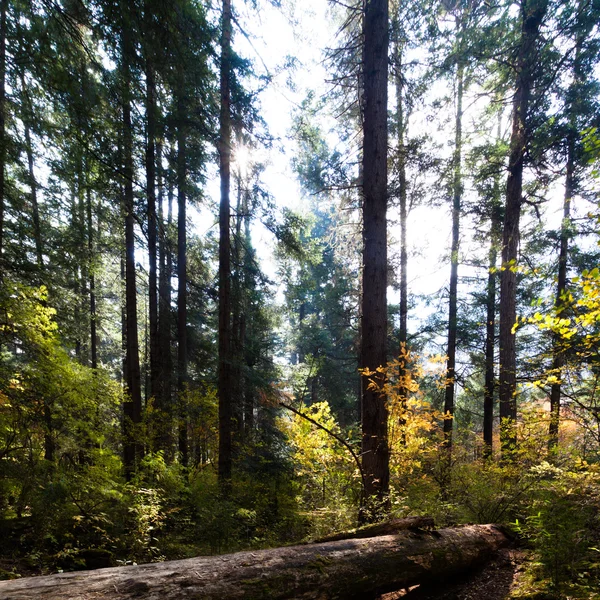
379, 549, 529, 600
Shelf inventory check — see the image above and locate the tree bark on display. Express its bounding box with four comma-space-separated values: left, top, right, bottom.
0, 0, 6, 272
548, 17, 589, 451
87, 187, 97, 370
443, 58, 464, 450
0, 525, 510, 600
20, 75, 43, 270
312, 516, 435, 543
360, 0, 390, 523
393, 18, 408, 443
176, 65, 188, 468
218, 0, 233, 488
146, 37, 159, 408
122, 4, 143, 478
231, 171, 243, 436
483, 203, 501, 457
499, 0, 547, 458
156, 138, 172, 454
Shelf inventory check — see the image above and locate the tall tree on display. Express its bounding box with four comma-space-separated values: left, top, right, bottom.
0, 0, 7, 273
360, 0, 390, 522
144, 1, 159, 408
176, 61, 188, 467
121, 0, 143, 477
218, 0, 233, 488
548, 0, 599, 450
392, 12, 409, 432
443, 12, 466, 450
499, 0, 548, 456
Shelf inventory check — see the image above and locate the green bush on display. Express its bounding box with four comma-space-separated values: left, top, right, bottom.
515, 461, 600, 588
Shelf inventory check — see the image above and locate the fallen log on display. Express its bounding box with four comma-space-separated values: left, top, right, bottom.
0, 524, 510, 600
311, 516, 435, 543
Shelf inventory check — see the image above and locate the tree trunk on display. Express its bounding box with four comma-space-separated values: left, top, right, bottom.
176, 66, 188, 468
548, 19, 589, 451
231, 171, 243, 436
122, 5, 143, 478
360, 0, 390, 522
0, 0, 6, 272
87, 187, 97, 370
443, 59, 464, 450
393, 19, 409, 444
218, 0, 233, 488
499, 0, 547, 458
483, 203, 501, 457
146, 45, 159, 409
0, 525, 510, 600
243, 210, 254, 436
20, 75, 43, 270
156, 138, 172, 454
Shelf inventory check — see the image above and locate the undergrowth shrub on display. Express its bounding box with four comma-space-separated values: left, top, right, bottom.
515, 460, 600, 588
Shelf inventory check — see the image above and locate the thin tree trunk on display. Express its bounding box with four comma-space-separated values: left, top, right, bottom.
0, 0, 6, 271
218, 0, 233, 488
78, 161, 89, 363
393, 20, 408, 444
20, 75, 43, 270
243, 210, 254, 436
176, 68, 188, 468
548, 21, 589, 450
360, 0, 389, 523
231, 171, 243, 436
443, 60, 464, 450
87, 187, 97, 370
483, 206, 501, 457
548, 144, 573, 451
122, 6, 143, 478
146, 51, 159, 408
156, 138, 172, 454
483, 114, 504, 457
499, 0, 547, 458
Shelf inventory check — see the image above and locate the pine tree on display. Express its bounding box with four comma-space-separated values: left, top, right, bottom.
360, 0, 390, 522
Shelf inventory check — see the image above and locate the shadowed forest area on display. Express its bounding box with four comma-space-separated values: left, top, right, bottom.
1, 0, 600, 598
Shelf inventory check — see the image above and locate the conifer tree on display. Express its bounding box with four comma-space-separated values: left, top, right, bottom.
360, 0, 390, 522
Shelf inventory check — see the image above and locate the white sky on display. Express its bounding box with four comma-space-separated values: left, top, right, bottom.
196, 0, 576, 336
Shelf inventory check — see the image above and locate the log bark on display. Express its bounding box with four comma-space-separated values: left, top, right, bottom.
312, 516, 435, 543
0, 525, 509, 600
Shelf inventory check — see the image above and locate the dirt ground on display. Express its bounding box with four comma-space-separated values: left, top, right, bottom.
379, 549, 527, 600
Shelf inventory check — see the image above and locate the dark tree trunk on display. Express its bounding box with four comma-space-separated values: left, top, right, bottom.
360, 0, 390, 522
483, 204, 501, 457
78, 162, 88, 363
218, 0, 233, 488
243, 211, 254, 436
548, 23, 588, 451
156, 138, 172, 454
0, 0, 6, 271
20, 75, 43, 270
176, 68, 188, 468
122, 6, 143, 478
0, 525, 510, 600
393, 21, 409, 443
231, 173, 243, 436
443, 60, 464, 450
499, 0, 547, 457
87, 187, 97, 370
146, 47, 159, 408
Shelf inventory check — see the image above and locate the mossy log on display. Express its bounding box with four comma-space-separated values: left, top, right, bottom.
0, 524, 509, 600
